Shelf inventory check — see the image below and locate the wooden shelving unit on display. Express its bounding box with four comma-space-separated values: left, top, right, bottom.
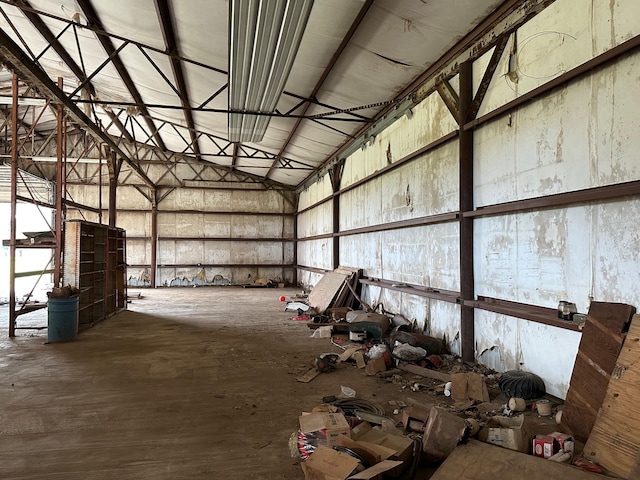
63, 220, 126, 329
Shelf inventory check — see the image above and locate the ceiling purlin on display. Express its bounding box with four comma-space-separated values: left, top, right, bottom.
265, 0, 376, 180
154, 0, 201, 161
142, 113, 313, 171
75, 0, 167, 152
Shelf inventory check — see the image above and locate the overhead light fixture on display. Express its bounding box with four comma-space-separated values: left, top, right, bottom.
228, 0, 314, 143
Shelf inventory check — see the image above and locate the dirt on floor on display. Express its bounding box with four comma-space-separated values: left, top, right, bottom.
0, 287, 566, 480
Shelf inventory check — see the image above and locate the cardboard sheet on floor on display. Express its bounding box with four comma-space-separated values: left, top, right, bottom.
429, 440, 604, 480
583, 313, 640, 479
295, 368, 322, 383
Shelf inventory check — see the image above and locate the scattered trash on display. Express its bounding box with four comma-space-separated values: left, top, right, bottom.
478, 415, 529, 453
422, 407, 467, 462
402, 405, 430, 432
367, 343, 388, 360
392, 342, 427, 361
314, 353, 340, 372
572, 455, 603, 474
285, 301, 311, 312
288, 273, 596, 478
443, 381, 452, 397
339, 385, 356, 398
389, 329, 447, 355
508, 397, 527, 412
295, 368, 322, 383
535, 398, 552, 416
310, 325, 333, 338
364, 357, 387, 376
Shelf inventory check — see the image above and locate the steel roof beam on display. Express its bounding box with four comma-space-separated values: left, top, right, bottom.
154, 0, 201, 160
75, 0, 167, 152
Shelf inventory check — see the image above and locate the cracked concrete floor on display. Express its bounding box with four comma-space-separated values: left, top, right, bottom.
0, 287, 427, 480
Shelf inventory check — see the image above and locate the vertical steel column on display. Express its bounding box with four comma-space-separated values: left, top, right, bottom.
150, 189, 158, 288
108, 150, 117, 227
8, 74, 18, 337
293, 212, 298, 276
459, 61, 475, 362
54, 77, 64, 287
330, 162, 343, 270
98, 144, 103, 224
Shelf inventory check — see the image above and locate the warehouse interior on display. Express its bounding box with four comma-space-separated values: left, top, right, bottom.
1, 0, 639, 478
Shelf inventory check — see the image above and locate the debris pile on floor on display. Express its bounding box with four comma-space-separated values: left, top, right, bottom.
288, 274, 640, 479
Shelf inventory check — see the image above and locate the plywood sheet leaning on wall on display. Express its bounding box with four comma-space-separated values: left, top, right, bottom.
307, 267, 363, 315
583, 314, 640, 479
429, 440, 604, 480
307, 271, 350, 314
562, 302, 636, 443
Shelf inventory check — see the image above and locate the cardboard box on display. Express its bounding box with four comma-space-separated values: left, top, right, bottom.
352, 423, 414, 477
299, 412, 351, 447
338, 434, 396, 466
478, 415, 531, 453
422, 406, 467, 462
533, 435, 557, 458
402, 405, 430, 432
301, 446, 403, 480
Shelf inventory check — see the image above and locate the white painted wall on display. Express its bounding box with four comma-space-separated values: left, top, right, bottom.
67, 183, 295, 286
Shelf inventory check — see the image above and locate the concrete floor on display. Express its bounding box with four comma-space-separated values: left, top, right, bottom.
0, 287, 421, 479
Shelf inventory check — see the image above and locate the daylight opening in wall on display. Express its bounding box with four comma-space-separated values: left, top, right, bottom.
0, 165, 55, 312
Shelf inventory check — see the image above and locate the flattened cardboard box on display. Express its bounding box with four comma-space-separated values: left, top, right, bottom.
401, 405, 430, 432
478, 415, 531, 453
356, 427, 414, 478
299, 412, 351, 447
302, 446, 403, 480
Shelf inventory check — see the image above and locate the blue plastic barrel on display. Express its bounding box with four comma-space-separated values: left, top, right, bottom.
47, 296, 79, 342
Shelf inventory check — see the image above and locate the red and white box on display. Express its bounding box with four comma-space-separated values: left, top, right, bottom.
549, 431, 574, 454
532, 435, 557, 458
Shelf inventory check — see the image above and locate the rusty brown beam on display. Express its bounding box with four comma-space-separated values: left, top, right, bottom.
154, 0, 201, 160
54, 77, 63, 286
8, 73, 18, 337
464, 179, 640, 218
